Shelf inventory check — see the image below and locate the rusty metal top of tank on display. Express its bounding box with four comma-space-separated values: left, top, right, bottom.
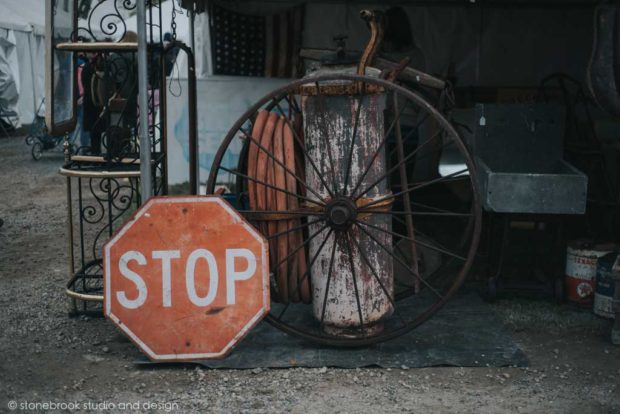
299, 67, 385, 96
298, 82, 384, 96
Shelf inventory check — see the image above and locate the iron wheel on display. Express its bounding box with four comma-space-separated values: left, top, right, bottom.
207, 74, 482, 346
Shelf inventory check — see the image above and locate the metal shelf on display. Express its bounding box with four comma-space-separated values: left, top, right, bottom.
56, 42, 138, 52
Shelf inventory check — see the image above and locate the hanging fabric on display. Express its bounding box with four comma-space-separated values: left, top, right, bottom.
209, 2, 304, 78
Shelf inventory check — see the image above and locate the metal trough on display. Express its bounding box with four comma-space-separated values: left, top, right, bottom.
467, 103, 588, 214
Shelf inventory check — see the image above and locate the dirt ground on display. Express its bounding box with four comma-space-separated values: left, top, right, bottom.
0, 135, 619, 414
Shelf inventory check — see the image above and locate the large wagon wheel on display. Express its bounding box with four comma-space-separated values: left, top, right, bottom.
207, 74, 482, 346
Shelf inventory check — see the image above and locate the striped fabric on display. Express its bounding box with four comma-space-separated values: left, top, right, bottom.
209, 3, 304, 78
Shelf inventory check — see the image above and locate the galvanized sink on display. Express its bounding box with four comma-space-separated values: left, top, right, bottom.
460, 103, 588, 214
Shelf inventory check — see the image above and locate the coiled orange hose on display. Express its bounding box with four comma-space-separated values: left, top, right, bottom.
247, 110, 311, 304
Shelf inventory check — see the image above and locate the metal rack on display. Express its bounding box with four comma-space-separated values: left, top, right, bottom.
61, 152, 142, 313
53, 0, 168, 314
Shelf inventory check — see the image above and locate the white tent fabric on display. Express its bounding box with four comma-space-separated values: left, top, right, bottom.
0, 0, 189, 126
0, 29, 19, 114
0, 0, 57, 126
0, 1, 45, 34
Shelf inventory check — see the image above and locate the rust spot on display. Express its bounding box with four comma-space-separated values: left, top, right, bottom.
205, 307, 225, 315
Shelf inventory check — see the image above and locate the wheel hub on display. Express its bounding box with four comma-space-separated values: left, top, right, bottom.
325, 197, 357, 230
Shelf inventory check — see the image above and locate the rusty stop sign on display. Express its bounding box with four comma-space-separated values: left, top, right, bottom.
103, 197, 269, 361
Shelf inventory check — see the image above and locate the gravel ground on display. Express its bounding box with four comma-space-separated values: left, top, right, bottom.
0, 135, 619, 413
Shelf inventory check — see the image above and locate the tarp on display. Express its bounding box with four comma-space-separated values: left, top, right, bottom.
0, 1, 45, 34
0, 29, 19, 113
136, 291, 529, 369
0, 0, 64, 125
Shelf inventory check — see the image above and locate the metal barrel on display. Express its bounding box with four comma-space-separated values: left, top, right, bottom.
594, 252, 619, 319
565, 240, 615, 307
301, 77, 393, 336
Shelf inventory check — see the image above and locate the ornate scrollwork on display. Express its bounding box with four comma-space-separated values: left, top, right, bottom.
78, 176, 138, 261
76, 0, 138, 42
66, 0, 166, 315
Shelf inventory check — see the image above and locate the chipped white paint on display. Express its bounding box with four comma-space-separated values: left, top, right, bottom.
302, 91, 394, 332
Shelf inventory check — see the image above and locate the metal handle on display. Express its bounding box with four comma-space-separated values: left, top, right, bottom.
357, 10, 384, 76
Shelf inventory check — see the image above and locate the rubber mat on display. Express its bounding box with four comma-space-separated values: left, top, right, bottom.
135, 291, 528, 369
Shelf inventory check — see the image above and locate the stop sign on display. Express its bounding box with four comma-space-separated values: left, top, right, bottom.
103, 196, 269, 361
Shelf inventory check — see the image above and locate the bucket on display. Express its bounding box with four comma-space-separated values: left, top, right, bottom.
594, 253, 619, 318
565, 241, 615, 307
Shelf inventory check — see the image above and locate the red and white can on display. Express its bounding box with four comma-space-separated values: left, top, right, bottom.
565, 241, 615, 307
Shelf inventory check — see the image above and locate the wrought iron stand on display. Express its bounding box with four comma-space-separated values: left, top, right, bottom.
53, 0, 171, 314
61, 152, 142, 314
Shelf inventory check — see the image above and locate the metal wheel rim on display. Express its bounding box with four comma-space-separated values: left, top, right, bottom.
31, 143, 43, 160
207, 73, 482, 346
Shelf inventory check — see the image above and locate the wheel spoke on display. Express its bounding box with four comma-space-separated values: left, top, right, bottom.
283, 94, 301, 116
392, 93, 420, 293
349, 232, 407, 328
411, 200, 472, 215
354, 222, 445, 300
360, 197, 474, 216
219, 165, 326, 208
342, 91, 366, 195
356, 219, 467, 262
248, 117, 263, 222
414, 226, 465, 261
272, 98, 336, 199
354, 129, 443, 201
239, 127, 328, 203
344, 232, 366, 331
359, 210, 473, 218
274, 223, 329, 270
277, 228, 334, 321
392, 174, 467, 189
389, 214, 467, 266
387, 139, 456, 174
320, 232, 339, 325
239, 209, 323, 218
313, 81, 340, 195
267, 217, 323, 240
369, 210, 466, 264
348, 101, 415, 199
360, 168, 469, 211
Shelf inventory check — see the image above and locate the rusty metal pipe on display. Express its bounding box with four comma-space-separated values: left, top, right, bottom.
161, 41, 198, 195
392, 94, 421, 293
357, 10, 384, 77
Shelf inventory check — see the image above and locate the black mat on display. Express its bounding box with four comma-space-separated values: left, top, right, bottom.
136, 291, 528, 369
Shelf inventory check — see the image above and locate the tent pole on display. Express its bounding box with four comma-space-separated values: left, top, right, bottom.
189, 4, 195, 52
27, 33, 38, 121
137, 0, 152, 202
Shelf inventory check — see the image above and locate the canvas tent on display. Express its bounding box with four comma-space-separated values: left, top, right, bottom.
0, 0, 56, 126
0, 0, 137, 127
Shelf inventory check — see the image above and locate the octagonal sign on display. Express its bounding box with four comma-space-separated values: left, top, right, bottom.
103, 196, 269, 361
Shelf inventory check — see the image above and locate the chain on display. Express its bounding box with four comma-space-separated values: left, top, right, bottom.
171, 1, 178, 41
